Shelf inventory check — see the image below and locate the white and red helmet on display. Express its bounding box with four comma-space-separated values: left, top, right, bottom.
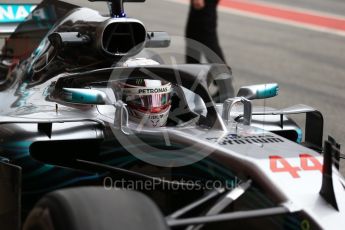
119, 58, 172, 127
120, 79, 172, 127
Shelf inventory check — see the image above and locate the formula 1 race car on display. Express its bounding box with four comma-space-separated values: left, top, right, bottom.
0, 1, 344, 230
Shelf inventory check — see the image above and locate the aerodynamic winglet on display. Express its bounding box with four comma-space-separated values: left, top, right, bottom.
319, 139, 340, 211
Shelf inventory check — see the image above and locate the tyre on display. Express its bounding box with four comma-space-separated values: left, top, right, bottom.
23, 187, 169, 230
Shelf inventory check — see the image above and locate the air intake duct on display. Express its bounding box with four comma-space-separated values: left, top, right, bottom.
99, 19, 147, 57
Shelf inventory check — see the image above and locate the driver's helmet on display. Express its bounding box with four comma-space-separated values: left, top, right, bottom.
120, 79, 172, 127
119, 58, 172, 127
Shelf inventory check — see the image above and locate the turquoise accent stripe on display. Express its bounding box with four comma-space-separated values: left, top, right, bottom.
3, 141, 31, 148
1, 141, 31, 159
257, 84, 279, 99
0, 4, 36, 23
24, 164, 55, 179
296, 128, 303, 144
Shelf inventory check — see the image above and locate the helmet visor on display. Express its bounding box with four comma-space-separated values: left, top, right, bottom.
122, 82, 172, 113
126, 94, 171, 113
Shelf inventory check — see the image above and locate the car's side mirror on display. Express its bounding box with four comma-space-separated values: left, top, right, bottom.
62, 88, 108, 105
237, 83, 279, 100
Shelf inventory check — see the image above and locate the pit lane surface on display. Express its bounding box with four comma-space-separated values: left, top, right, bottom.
2, 0, 345, 172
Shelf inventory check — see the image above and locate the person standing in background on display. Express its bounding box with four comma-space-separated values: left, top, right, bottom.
186, 0, 226, 64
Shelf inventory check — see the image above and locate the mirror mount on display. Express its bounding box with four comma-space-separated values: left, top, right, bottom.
222, 97, 252, 125
114, 100, 130, 135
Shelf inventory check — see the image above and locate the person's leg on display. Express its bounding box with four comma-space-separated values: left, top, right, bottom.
185, 4, 203, 63
202, 0, 226, 64
203, 33, 226, 64
185, 0, 226, 63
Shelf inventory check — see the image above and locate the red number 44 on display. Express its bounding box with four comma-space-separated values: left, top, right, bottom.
269, 154, 323, 178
